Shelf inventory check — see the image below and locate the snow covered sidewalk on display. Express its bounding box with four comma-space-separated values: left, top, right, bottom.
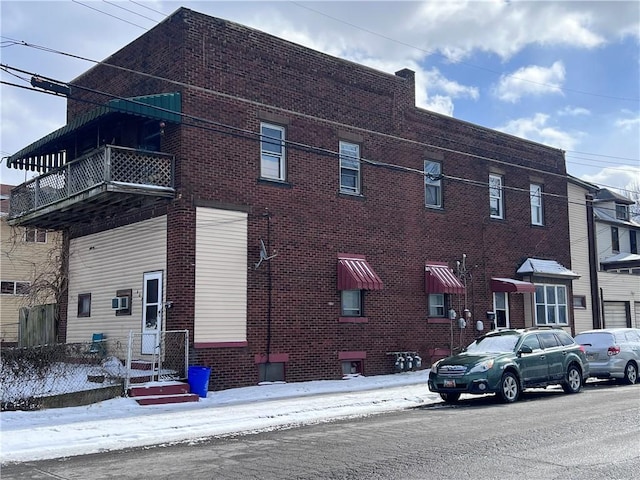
1, 370, 438, 463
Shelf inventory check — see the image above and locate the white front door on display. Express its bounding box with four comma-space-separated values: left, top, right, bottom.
494, 292, 510, 328
142, 271, 163, 354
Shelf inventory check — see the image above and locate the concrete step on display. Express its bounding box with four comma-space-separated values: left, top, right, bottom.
128, 381, 189, 397
134, 393, 200, 406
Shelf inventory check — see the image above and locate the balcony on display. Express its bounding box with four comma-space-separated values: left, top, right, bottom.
8, 145, 175, 229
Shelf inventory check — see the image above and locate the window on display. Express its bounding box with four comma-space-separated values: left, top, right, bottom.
630, 231, 638, 254
530, 183, 543, 225
260, 123, 286, 181
341, 290, 363, 317
78, 293, 91, 317
342, 360, 363, 376
572, 295, 587, 309
1, 281, 30, 295
489, 174, 504, 219
535, 284, 568, 325
538, 331, 560, 348
339, 141, 361, 194
25, 227, 47, 243
611, 226, 619, 253
615, 204, 629, 221
521, 334, 541, 351
428, 293, 445, 317
424, 160, 442, 208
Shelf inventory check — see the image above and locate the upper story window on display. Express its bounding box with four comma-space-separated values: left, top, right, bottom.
489, 174, 504, 219
616, 204, 629, 221
339, 141, 361, 194
424, 161, 442, 208
260, 123, 286, 181
631, 231, 638, 254
25, 227, 47, 243
530, 183, 543, 226
535, 284, 568, 326
611, 226, 620, 253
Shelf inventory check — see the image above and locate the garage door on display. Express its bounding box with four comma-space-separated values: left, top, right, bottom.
635, 302, 640, 328
603, 301, 629, 328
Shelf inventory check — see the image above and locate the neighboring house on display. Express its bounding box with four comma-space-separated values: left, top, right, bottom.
568, 177, 640, 332
5, 8, 579, 390
0, 184, 62, 345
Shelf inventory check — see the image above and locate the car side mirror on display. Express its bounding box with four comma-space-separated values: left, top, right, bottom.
518, 345, 533, 356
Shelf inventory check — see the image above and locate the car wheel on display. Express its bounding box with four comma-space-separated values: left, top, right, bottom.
497, 372, 520, 403
562, 364, 582, 393
623, 362, 638, 385
440, 392, 461, 403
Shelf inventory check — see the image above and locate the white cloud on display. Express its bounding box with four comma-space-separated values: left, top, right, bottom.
558, 106, 591, 117
494, 61, 566, 102
495, 113, 581, 150
615, 116, 640, 131
580, 165, 640, 194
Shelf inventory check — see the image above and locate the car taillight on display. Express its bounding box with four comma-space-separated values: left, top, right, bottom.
607, 346, 621, 356
579, 345, 586, 353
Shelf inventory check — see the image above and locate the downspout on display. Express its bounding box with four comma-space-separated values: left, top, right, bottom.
586, 193, 602, 329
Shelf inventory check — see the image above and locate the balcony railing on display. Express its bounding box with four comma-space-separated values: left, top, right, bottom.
9, 145, 174, 220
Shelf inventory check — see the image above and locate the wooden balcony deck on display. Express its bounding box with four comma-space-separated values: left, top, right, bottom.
8, 145, 175, 229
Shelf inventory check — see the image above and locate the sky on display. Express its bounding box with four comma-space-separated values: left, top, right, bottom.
1, 369, 438, 463
0, 0, 639, 195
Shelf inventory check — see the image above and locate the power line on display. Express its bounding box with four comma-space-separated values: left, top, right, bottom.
71, 0, 147, 30
2, 60, 638, 199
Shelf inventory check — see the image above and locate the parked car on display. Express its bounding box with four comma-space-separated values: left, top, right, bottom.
573, 328, 640, 385
428, 327, 589, 404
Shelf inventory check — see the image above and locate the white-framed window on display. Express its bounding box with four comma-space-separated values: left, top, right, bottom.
535, 284, 568, 325
424, 160, 442, 208
489, 174, 504, 219
611, 227, 620, 253
615, 204, 629, 221
572, 295, 587, 309
428, 293, 445, 317
530, 183, 543, 226
341, 290, 363, 317
0, 280, 30, 295
260, 123, 286, 181
25, 227, 47, 243
339, 141, 361, 194
493, 292, 509, 328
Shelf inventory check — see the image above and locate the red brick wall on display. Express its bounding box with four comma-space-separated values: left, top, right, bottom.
68, 8, 571, 390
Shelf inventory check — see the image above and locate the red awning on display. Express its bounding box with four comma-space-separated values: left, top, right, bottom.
337, 254, 384, 290
491, 277, 536, 293
425, 262, 465, 294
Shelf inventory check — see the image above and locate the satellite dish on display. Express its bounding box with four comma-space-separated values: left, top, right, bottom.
255, 238, 277, 269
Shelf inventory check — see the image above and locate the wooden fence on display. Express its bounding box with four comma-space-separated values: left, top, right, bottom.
18, 304, 56, 346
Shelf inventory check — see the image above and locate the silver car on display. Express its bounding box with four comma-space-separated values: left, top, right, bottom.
574, 328, 640, 385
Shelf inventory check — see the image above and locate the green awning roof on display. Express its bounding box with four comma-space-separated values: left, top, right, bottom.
7, 92, 181, 169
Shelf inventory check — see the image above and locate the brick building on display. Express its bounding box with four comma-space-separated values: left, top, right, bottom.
6, 8, 579, 390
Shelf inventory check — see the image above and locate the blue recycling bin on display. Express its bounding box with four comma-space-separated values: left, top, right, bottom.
188, 366, 211, 398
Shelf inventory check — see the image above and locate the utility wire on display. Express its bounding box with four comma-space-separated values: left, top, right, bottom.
2, 62, 638, 199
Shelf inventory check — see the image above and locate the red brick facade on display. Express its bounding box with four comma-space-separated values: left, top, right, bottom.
67, 8, 572, 390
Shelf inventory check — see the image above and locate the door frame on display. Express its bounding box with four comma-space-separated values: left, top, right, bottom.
141, 270, 163, 355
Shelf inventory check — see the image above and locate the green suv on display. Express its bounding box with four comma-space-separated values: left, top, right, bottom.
428, 328, 589, 403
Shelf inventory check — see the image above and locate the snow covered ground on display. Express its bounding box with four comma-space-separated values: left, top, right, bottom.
1, 370, 441, 464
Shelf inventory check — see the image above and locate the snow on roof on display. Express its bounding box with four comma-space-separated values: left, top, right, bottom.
517, 258, 580, 279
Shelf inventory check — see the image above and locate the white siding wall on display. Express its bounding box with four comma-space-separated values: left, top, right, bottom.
194, 207, 247, 343
66, 216, 167, 343
567, 183, 594, 333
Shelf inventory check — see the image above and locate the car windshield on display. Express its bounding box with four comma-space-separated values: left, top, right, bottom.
574, 332, 615, 347
466, 334, 519, 354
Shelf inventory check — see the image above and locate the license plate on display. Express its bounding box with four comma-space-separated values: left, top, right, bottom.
587, 353, 596, 361
444, 379, 456, 388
